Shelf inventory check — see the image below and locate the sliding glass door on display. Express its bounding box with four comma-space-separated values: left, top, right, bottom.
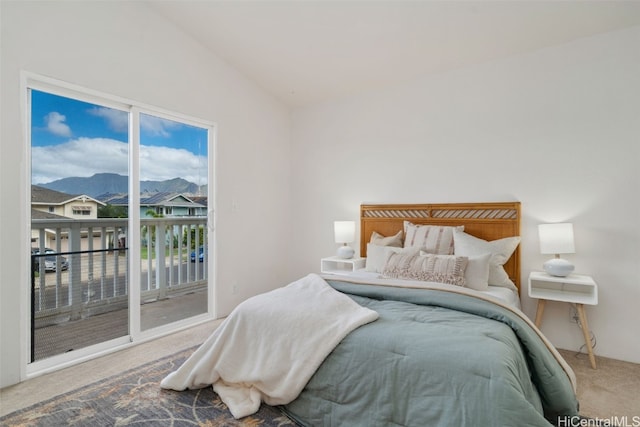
26, 76, 215, 369
137, 112, 210, 331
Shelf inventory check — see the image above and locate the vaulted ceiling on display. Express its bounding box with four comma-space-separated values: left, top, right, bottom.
149, 1, 640, 107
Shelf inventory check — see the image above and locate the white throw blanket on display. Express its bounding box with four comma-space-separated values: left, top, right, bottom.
160, 273, 379, 419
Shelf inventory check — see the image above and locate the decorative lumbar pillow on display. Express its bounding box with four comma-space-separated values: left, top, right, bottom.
422, 250, 491, 291
366, 245, 412, 273
382, 250, 468, 286
403, 221, 463, 255
453, 229, 520, 290
369, 230, 403, 247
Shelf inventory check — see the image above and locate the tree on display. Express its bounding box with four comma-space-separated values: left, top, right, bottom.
98, 204, 127, 218
141, 210, 164, 247
183, 225, 205, 249
145, 209, 163, 219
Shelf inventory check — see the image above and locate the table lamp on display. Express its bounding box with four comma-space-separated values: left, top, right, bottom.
334, 221, 355, 259
538, 223, 575, 277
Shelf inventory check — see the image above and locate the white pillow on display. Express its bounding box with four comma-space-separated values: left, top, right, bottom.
403, 221, 462, 255
462, 253, 492, 291
364, 230, 405, 273
365, 245, 414, 273
453, 229, 520, 291
369, 230, 403, 247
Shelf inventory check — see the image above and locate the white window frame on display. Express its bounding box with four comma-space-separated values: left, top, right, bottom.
21, 72, 217, 379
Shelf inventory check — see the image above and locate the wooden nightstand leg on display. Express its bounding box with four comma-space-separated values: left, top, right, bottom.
576, 303, 597, 369
534, 299, 546, 328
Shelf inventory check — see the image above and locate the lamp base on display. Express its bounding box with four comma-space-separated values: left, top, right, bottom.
543, 258, 574, 277
336, 245, 355, 259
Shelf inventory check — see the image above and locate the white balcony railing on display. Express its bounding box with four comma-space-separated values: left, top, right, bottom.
31, 217, 208, 328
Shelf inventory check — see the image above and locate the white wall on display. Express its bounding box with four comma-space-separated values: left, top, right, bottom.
2, 1, 638, 391
290, 26, 640, 364
0, 1, 292, 387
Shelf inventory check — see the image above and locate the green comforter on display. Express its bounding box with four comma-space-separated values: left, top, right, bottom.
283, 280, 579, 427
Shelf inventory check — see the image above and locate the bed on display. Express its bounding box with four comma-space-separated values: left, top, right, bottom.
161, 202, 580, 426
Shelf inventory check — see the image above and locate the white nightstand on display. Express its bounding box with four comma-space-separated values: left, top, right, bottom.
320, 256, 366, 275
528, 271, 598, 369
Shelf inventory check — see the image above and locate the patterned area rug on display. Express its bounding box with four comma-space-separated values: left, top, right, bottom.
1, 347, 298, 426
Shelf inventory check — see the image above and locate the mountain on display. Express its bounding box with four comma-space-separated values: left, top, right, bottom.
39, 173, 204, 198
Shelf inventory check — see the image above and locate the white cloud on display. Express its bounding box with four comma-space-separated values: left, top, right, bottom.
45, 112, 72, 137
140, 145, 208, 186
140, 114, 181, 137
31, 137, 208, 186
87, 108, 189, 139
88, 107, 128, 133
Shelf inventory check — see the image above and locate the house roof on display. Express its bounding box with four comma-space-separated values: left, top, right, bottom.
32, 186, 76, 204
100, 192, 207, 208
189, 196, 208, 208
31, 208, 69, 220
32, 185, 106, 206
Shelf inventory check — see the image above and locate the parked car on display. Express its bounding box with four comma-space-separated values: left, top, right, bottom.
190, 246, 206, 262
31, 248, 69, 272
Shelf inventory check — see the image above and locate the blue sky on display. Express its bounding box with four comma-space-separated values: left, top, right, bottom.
31, 90, 208, 185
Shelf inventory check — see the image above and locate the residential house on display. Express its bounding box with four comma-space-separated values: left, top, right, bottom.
32, 185, 104, 220
100, 192, 208, 218
31, 185, 106, 250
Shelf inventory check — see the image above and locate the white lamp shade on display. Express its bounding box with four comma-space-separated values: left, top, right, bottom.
334, 221, 355, 244
538, 223, 575, 255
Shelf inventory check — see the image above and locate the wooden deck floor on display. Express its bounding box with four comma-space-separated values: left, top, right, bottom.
34, 290, 208, 361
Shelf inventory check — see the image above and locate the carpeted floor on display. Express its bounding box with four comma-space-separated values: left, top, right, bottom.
2, 344, 637, 426
558, 349, 640, 420
0, 346, 297, 426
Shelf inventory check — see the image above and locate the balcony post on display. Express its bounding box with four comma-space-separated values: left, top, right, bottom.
156, 222, 167, 300
69, 223, 83, 321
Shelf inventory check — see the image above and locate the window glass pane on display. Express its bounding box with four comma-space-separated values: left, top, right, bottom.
30, 89, 129, 362
138, 112, 209, 331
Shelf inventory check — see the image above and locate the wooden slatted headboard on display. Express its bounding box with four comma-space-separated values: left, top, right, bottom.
360, 202, 521, 291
